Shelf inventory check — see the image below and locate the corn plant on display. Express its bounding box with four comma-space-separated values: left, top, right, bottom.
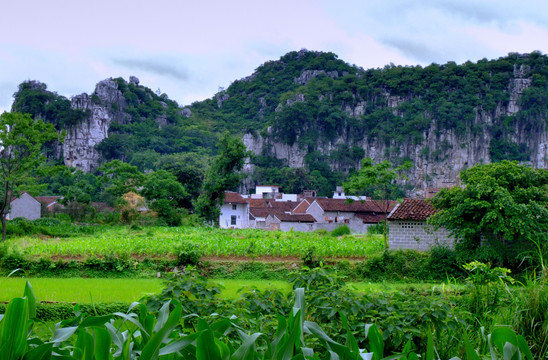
0, 280, 535, 359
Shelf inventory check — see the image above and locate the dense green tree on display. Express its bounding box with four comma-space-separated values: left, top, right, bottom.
155, 152, 208, 207
429, 161, 548, 267
195, 133, 249, 222
344, 157, 411, 250
141, 170, 188, 207
99, 160, 144, 203
141, 170, 184, 202
0, 112, 60, 241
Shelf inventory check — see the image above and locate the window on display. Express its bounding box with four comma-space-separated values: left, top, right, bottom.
232, 204, 237, 210
230, 216, 237, 225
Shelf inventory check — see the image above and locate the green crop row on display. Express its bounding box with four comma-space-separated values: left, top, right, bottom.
7, 226, 383, 258
0, 278, 536, 360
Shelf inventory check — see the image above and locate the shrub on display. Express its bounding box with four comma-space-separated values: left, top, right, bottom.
331, 224, 351, 237
428, 245, 463, 279
367, 221, 385, 235
6, 217, 35, 236
32, 217, 62, 226
174, 241, 202, 266
0, 250, 28, 271
301, 247, 322, 268
356, 250, 431, 281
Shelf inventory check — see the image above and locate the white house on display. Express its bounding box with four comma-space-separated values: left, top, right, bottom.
7, 192, 41, 220
304, 198, 395, 233
219, 192, 250, 229
251, 185, 281, 199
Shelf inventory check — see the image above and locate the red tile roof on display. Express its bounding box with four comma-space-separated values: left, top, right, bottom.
35, 196, 62, 207
293, 199, 311, 214
387, 199, 437, 221
273, 213, 316, 223
249, 208, 273, 218
355, 213, 387, 223
313, 198, 396, 213
248, 199, 297, 210
91, 202, 115, 213
223, 192, 248, 204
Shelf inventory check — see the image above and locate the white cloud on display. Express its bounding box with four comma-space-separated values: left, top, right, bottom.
1, 0, 548, 113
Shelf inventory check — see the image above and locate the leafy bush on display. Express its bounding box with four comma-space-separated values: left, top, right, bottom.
463, 261, 514, 322
0, 301, 132, 321
0, 251, 28, 271
174, 241, 202, 266
428, 245, 463, 279
331, 224, 351, 237
367, 222, 385, 235
32, 217, 62, 226
6, 217, 35, 236
301, 247, 322, 268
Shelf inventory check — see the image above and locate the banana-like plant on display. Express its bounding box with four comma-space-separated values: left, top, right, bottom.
0, 281, 535, 360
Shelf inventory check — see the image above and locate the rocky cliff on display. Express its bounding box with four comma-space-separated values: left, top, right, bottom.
12, 50, 548, 197
63, 79, 128, 172
242, 59, 548, 196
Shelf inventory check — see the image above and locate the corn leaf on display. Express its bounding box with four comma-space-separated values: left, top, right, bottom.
140, 303, 182, 360
0, 297, 29, 360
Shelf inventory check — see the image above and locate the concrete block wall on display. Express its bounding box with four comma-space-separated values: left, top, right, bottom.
389, 220, 454, 251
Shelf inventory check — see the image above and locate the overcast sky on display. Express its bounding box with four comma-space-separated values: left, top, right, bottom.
2, 0, 548, 113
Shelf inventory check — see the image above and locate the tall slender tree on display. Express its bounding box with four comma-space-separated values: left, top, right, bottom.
195, 133, 249, 223
344, 157, 411, 250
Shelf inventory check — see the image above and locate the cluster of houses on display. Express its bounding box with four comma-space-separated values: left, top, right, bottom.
220, 185, 454, 251
8, 186, 454, 251
6, 192, 113, 220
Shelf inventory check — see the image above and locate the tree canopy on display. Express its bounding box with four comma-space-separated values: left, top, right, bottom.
195, 133, 249, 222
0, 112, 60, 241
429, 161, 548, 267
343, 157, 411, 249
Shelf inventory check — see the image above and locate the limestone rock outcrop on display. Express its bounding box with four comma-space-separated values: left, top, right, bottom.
63, 79, 127, 172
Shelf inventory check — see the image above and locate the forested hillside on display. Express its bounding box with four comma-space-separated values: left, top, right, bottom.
12, 50, 548, 197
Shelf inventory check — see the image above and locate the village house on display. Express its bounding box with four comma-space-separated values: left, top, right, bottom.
220, 185, 395, 233
387, 198, 454, 250
7, 192, 41, 221
35, 196, 65, 215
303, 198, 396, 233
219, 192, 250, 229
265, 212, 316, 231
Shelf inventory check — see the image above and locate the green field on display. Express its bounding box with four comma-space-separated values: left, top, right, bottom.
0, 278, 163, 303
0, 277, 454, 303
8, 226, 383, 258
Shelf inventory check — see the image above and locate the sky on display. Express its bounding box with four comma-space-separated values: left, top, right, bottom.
1, 0, 548, 113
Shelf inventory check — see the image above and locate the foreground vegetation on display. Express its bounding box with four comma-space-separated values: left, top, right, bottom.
0, 266, 543, 359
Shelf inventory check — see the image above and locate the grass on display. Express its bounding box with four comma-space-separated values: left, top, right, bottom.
0, 277, 458, 303
0, 278, 163, 303
213, 279, 293, 299
8, 225, 383, 258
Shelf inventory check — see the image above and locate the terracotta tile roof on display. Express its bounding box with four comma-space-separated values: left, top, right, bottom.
249, 208, 273, 218
313, 198, 396, 213
387, 199, 437, 221
355, 213, 387, 223
248, 199, 297, 210
293, 199, 311, 214
35, 196, 62, 207
91, 202, 115, 213
273, 213, 316, 223
223, 192, 248, 204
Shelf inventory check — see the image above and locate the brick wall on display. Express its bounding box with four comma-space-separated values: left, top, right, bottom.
389, 220, 454, 251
